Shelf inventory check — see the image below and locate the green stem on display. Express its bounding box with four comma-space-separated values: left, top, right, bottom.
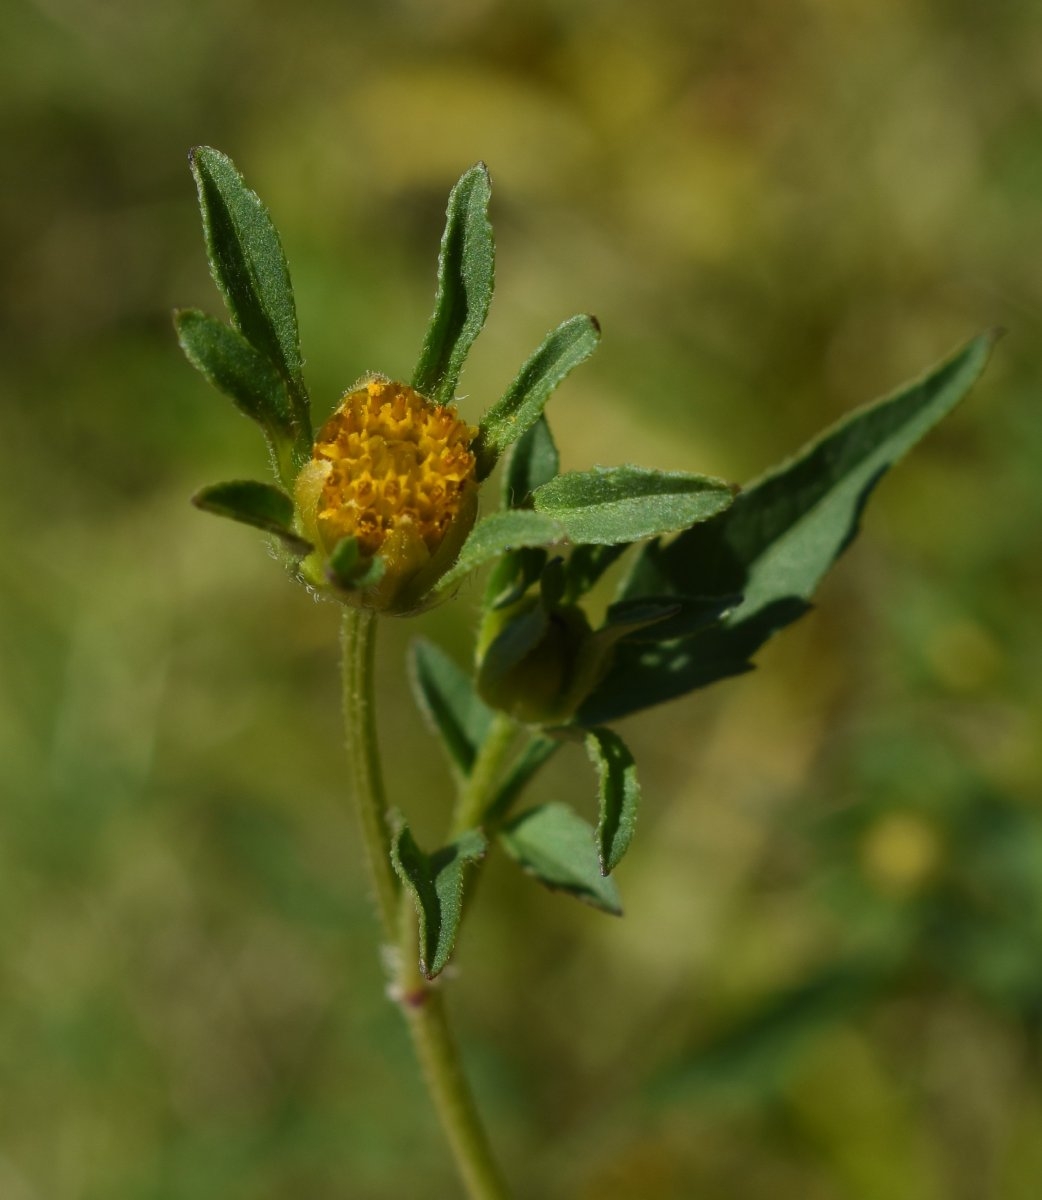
340, 607, 398, 940
341, 607, 513, 1199
397, 907, 513, 1200
450, 713, 517, 838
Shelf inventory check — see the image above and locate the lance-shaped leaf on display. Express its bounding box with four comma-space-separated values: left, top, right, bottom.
410, 639, 495, 777
391, 820, 487, 979
435, 509, 567, 595
499, 802, 622, 915
581, 332, 997, 724
585, 728, 640, 874
502, 416, 560, 509
533, 466, 734, 545
412, 164, 494, 405
175, 308, 294, 451
192, 480, 312, 555
189, 147, 309, 440
474, 315, 601, 480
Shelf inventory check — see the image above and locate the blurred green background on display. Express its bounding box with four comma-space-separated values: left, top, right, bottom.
2, 1, 1041, 1197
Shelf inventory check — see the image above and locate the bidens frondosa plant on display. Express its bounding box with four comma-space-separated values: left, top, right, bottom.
177, 146, 997, 1200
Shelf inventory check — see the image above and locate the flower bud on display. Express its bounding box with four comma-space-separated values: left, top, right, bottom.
295, 377, 478, 613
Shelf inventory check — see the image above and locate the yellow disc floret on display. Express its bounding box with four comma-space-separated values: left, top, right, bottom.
295, 378, 478, 611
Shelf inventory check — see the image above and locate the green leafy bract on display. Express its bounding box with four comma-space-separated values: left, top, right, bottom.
191, 480, 311, 555
501, 416, 560, 509
410, 639, 495, 778
412, 164, 495, 405
391, 820, 487, 980
436, 510, 567, 596
474, 315, 601, 480
189, 147, 309, 446
175, 308, 296, 479
499, 802, 622, 915
586, 728, 641, 874
532, 466, 735, 545
581, 332, 998, 723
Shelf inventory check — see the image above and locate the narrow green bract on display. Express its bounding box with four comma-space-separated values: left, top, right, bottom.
189, 148, 305, 411
436, 509, 567, 596
501, 416, 560, 509
412, 164, 495, 405
474, 314, 601, 480
175, 309, 294, 460
191, 479, 311, 555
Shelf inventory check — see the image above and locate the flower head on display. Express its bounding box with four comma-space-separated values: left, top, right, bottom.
296, 378, 479, 611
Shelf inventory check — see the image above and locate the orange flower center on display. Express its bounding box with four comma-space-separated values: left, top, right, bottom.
311, 378, 477, 557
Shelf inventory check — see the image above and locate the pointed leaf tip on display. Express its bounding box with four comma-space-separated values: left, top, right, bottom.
584, 331, 998, 723
189, 146, 309, 442
191, 479, 311, 556
586, 728, 641, 874
475, 314, 601, 479
391, 820, 487, 979
499, 803, 623, 915
412, 164, 495, 405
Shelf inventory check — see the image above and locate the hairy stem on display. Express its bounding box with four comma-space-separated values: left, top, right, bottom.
340, 606, 398, 940
450, 713, 517, 838
397, 907, 513, 1200
342, 607, 513, 1199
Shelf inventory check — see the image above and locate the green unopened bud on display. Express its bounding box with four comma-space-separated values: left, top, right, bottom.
476, 597, 613, 726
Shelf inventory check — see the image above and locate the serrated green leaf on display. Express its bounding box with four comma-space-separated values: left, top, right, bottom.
532, 466, 734, 545
499, 802, 622, 915
191, 480, 311, 555
391, 820, 487, 979
502, 416, 560, 509
474, 315, 600, 479
583, 333, 997, 723
435, 509, 567, 595
585, 728, 640, 874
189, 147, 309, 443
175, 309, 295, 476
412, 164, 494, 405
485, 736, 560, 825
410, 639, 495, 777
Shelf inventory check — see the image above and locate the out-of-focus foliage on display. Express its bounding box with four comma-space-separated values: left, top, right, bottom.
1, 1, 1040, 1197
